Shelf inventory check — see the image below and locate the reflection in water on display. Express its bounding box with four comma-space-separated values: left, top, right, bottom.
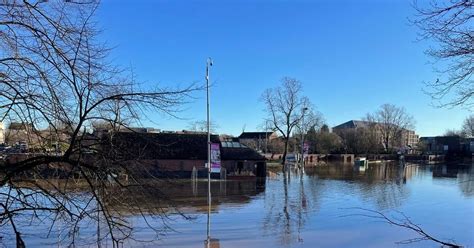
261, 162, 473, 247
262, 169, 317, 246
102, 179, 266, 215
0, 179, 266, 247
1, 162, 473, 247
304, 162, 413, 209
431, 163, 474, 197
262, 172, 292, 245
204, 238, 220, 248
458, 166, 474, 196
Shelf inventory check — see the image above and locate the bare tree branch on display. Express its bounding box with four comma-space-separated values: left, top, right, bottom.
261, 77, 314, 168
366, 104, 415, 152
341, 207, 462, 247
0, 1, 197, 246
412, 0, 474, 108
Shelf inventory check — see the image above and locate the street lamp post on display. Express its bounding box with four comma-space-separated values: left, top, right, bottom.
265, 120, 269, 154
205, 57, 213, 246
300, 108, 308, 170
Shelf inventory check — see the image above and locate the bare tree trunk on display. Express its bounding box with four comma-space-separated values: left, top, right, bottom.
282, 138, 289, 171
0, 1, 197, 246
261, 77, 316, 172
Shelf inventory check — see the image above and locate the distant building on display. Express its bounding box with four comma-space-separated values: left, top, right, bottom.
420, 136, 472, 157
402, 129, 420, 148
219, 134, 235, 141
5, 122, 36, 147
333, 120, 372, 130
333, 120, 419, 149
238, 131, 278, 152
176, 130, 207, 135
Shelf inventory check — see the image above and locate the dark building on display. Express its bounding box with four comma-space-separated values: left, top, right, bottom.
220, 140, 267, 177
461, 138, 474, 155
420, 136, 473, 157
105, 132, 266, 179
238, 131, 277, 152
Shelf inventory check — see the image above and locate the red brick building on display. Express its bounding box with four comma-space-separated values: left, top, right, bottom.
105, 132, 266, 179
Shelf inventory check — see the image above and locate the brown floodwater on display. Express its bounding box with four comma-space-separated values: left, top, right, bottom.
2, 162, 473, 247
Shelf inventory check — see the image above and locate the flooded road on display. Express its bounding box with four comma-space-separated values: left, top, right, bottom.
3, 162, 474, 247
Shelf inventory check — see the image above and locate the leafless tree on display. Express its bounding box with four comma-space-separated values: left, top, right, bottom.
0, 1, 196, 247
239, 138, 258, 150
294, 110, 323, 141
443, 115, 474, 137
415, 139, 428, 153
267, 138, 285, 155
461, 115, 474, 137
366, 104, 415, 152
305, 125, 342, 154
335, 127, 380, 155
412, 0, 474, 108
295, 110, 323, 135
294, 110, 323, 160
444, 128, 462, 136
261, 77, 312, 169
187, 120, 219, 133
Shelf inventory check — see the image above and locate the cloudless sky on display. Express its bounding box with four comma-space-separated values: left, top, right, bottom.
97, 0, 471, 137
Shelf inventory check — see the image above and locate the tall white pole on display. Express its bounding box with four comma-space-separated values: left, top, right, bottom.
265, 121, 268, 154
206, 57, 212, 245
300, 108, 307, 170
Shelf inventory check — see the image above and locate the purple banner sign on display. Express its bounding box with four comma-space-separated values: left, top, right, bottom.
303, 142, 310, 156
210, 143, 221, 173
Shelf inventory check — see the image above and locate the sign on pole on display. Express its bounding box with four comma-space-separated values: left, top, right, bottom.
210, 143, 221, 173
303, 142, 309, 157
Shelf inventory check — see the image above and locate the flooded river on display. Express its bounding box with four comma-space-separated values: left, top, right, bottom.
2, 162, 473, 247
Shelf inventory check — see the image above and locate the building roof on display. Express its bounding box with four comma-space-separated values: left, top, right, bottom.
221, 146, 266, 160
238, 132, 274, 139
92, 123, 159, 134
333, 120, 418, 133
108, 132, 219, 160
106, 132, 265, 161
8, 122, 35, 130
420, 136, 462, 141
333, 120, 372, 130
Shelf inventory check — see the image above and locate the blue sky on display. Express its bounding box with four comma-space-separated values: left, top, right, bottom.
97, 0, 470, 137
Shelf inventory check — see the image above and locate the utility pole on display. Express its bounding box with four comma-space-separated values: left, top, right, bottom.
206, 57, 213, 246
265, 121, 268, 154
300, 108, 308, 170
